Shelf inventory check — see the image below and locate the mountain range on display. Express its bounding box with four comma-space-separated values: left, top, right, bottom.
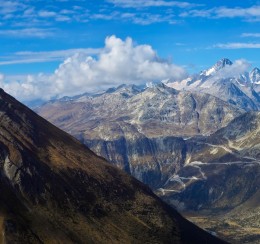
36, 82, 244, 190
36, 59, 260, 243
167, 58, 260, 111
0, 88, 227, 243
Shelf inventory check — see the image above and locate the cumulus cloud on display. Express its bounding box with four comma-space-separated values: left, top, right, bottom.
1, 36, 187, 102
0, 73, 53, 101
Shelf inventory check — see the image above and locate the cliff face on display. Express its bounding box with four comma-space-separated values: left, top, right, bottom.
0, 89, 225, 243
84, 136, 186, 189
157, 112, 260, 207
161, 112, 260, 243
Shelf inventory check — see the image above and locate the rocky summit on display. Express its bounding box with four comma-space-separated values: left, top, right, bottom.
0, 88, 225, 243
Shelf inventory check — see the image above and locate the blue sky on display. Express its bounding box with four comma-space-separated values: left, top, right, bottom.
1, 0, 260, 101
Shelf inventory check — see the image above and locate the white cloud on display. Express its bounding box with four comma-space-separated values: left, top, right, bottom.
127, 13, 177, 25
0, 73, 53, 101
0, 28, 55, 38
241, 33, 260, 37
38, 10, 57, 18
55, 15, 71, 22
1, 36, 187, 101
94, 11, 178, 25
180, 5, 260, 22
214, 6, 260, 19
89, 10, 178, 25
0, 48, 101, 65
0, 1, 90, 29
107, 0, 199, 8
180, 9, 213, 18
214, 42, 260, 49
0, 1, 27, 14
0, 0, 201, 28
214, 59, 251, 79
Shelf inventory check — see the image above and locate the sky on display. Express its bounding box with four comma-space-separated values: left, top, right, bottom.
1, 0, 260, 102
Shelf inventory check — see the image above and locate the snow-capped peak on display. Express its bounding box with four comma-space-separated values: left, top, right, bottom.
146, 81, 155, 88
203, 58, 233, 76
214, 58, 233, 69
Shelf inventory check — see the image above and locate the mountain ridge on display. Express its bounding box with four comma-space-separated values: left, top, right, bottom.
36, 82, 244, 192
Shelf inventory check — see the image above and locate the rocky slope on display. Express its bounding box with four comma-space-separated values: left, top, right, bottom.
0, 88, 226, 243
36, 83, 242, 188
159, 112, 260, 243
37, 83, 242, 138
160, 111, 260, 209
167, 58, 260, 111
